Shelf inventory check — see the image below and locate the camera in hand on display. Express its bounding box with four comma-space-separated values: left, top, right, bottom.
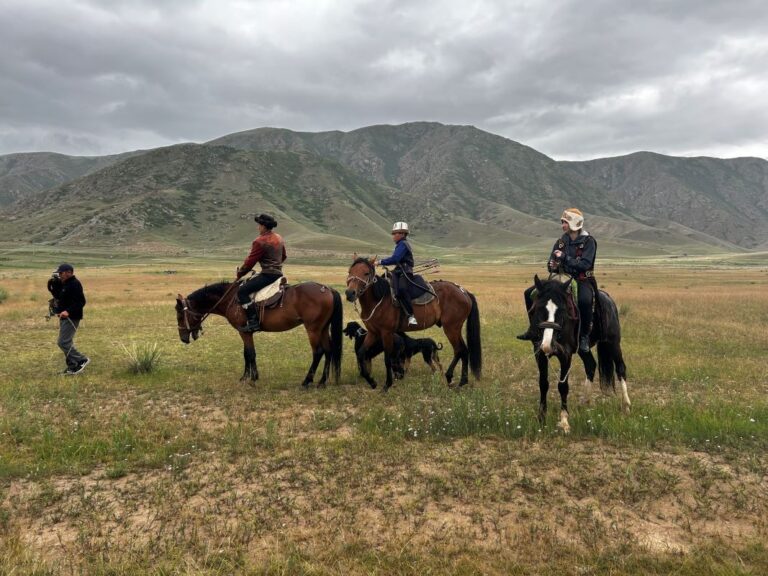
46, 272, 63, 318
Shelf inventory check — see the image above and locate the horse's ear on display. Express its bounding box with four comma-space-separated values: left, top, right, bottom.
534, 275, 543, 291
370, 254, 377, 265
561, 278, 572, 290
353, 251, 358, 260
177, 293, 184, 301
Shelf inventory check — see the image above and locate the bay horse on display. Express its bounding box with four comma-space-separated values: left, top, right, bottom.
345, 257, 481, 390
527, 274, 630, 433
175, 281, 342, 388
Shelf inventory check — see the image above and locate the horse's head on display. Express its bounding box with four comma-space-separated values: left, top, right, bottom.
175, 293, 202, 344
345, 256, 377, 303
532, 275, 574, 356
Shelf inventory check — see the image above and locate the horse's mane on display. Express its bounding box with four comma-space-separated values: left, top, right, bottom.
534, 278, 570, 307
188, 282, 231, 302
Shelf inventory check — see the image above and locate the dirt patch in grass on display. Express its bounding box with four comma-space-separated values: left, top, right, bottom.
4, 439, 765, 570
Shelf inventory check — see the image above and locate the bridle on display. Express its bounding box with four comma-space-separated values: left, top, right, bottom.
178, 297, 205, 333
346, 260, 377, 298
347, 260, 389, 321
177, 281, 240, 336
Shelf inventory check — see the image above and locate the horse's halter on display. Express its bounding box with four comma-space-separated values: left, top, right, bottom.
346, 261, 377, 298
178, 298, 204, 335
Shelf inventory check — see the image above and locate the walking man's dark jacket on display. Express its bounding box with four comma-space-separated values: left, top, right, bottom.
56, 276, 86, 320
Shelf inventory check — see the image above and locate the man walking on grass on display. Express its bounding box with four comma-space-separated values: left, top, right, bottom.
48, 263, 90, 375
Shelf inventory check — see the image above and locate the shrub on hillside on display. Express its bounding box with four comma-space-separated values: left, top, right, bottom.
0, 287, 8, 304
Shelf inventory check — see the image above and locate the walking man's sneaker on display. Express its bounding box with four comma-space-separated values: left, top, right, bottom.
67, 357, 90, 375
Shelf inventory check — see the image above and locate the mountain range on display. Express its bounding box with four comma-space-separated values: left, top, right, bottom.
1, 122, 766, 257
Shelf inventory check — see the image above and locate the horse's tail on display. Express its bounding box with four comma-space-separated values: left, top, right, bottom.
597, 341, 616, 392
466, 291, 482, 379
329, 288, 343, 383
596, 292, 621, 392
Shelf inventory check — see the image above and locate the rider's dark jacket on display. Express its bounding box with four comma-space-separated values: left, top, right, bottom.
380, 238, 414, 274
547, 231, 596, 280
239, 230, 287, 277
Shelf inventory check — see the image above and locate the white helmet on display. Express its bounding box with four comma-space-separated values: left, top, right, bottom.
392, 221, 409, 234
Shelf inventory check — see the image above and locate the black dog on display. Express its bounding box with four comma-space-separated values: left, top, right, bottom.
343, 321, 443, 378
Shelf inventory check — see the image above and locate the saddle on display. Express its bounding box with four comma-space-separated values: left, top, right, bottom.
385, 271, 436, 306
248, 276, 288, 309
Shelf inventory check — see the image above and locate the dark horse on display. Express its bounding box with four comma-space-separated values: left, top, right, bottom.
528, 274, 630, 433
175, 281, 343, 388
345, 256, 481, 390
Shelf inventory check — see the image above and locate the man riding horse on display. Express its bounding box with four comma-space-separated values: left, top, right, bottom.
236, 213, 287, 332
378, 221, 419, 326
517, 208, 597, 353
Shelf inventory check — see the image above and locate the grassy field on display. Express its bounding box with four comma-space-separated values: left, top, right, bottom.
1, 261, 767, 575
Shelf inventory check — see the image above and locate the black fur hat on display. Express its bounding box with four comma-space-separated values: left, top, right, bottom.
254, 213, 278, 229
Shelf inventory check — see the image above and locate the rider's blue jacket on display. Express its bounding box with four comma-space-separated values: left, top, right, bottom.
380, 239, 414, 273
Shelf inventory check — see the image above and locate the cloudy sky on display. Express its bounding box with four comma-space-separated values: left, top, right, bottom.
1, 0, 767, 160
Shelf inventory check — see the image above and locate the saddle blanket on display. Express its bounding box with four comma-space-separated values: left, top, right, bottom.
249, 277, 285, 304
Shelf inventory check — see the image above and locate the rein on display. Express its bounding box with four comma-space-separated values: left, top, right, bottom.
347, 261, 383, 320
179, 281, 240, 334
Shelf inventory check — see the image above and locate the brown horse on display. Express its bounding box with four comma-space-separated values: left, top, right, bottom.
345, 257, 481, 390
175, 281, 342, 387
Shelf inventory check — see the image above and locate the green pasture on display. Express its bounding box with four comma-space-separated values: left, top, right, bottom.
0, 258, 767, 574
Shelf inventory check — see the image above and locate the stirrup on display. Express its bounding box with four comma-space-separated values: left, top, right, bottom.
238, 321, 261, 333
578, 335, 590, 353
407, 315, 418, 326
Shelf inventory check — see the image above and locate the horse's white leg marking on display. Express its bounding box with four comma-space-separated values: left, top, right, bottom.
580, 376, 593, 405
539, 300, 558, 355
557, 409, 571, 434
620, 378, 631, 413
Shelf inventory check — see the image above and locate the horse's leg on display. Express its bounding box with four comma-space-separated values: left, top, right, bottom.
381, 332, 396, 392
578, 349, 597, 405
556, 354, 572, 434
536, 351, 549, 425
357, 333, 379, 389
614, 343, 631, 414
239, 332, 258, 384
443, 324, 468, 386
317, 327, 333, 388
301, 329, 324, 389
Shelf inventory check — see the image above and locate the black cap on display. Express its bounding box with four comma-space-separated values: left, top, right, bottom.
56, 263, 74, 273
254, 213, 278, 229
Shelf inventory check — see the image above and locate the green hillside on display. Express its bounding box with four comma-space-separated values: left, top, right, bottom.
1, 123, 763, 258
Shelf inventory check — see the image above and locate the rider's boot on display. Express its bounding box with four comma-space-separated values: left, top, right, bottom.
517, 312, 535, 340
239, 303, 261, 333
578, 334, 590, 353
401, 299, 417, 326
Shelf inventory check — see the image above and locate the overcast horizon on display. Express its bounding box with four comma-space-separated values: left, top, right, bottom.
2, 0, 767, 161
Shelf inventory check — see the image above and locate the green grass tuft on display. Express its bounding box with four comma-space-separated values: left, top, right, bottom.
121, 341, 162, 374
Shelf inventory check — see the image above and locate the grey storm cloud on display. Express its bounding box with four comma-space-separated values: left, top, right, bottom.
1, 0, 767, 159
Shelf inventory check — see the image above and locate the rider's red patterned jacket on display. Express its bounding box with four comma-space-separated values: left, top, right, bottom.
239, 230, 287, 276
